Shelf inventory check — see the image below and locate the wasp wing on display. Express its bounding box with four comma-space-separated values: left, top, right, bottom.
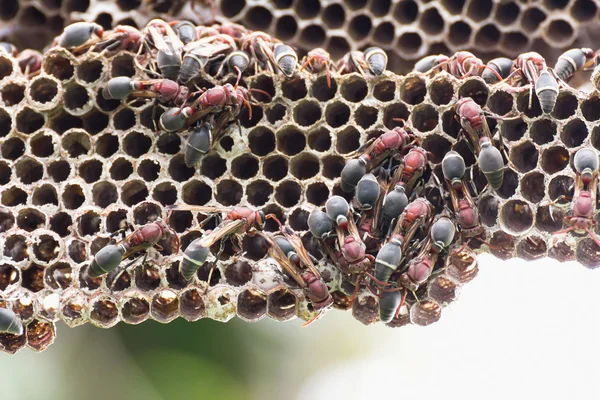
167, 205, 232, 214
197, 219, 245, 248
262, 233, 306, 288
281, 227, 321, 278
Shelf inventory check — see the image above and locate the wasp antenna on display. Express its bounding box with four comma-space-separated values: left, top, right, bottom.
265, 213, 284, 230
299, 56, 314, 72
395, 290, 408, 319
249, 87, 272, 102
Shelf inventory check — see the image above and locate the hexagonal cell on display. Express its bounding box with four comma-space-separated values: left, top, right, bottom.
111, 53, 135, 77
196, 262, 222, 286
244, 6, 273, 30
179, 288, 206, 321
5, 234, 28, 262
95, 134, 119, 158
307, 127, 331, 152
0, 161, 9, 185
1, 186, 26, 207
373, 80, 395, 102
22, 264, 45, 293
267, 289, 297, 321
355, 105, 378, 129
216, 180, 243, 206
63, 84, 90, 112
445, 246, 478, 284
200, 153, 227, 180
488, 90, 514, 116
410, 299, 441, 326
263, 155, 288, 181
448, 21, 472, 46
411, 104, 439, 133
352, 294, 379, 326
429, 78, 454, 106
530, 119, 557, 145
500, 200, 534, 235
30, 133, 55, 158
26, 319, 55, 352
121, 180, 149, 207
133, 202, 162, 226
84, 109, 110, 136
242, 234, 268, 261
44, 53, 74, 81
113, 108, 136, 131
15, 157, 43, 184
400, 76, 426, 105
1, 83, 25, 106
560, 119, 587, 148
121, 296, 150, 325
77, 59, 104, 83
49, 111, 82, 134
510, 141, 538, 173
275, 180, 302, 207
546, 19, 574, 45
521, 7, 546, 32
396, 31, 422, 55
336, 126, 361, 154
281, 78, 307, 101
1, 137, 24, 159
550, 92, 578, 120
290, 152, 320, 180
383, 102, 409, 129
0, 108, 11, 137
248, 127, 275, 156
237, 288, 267, 322
151, 290, 180, 323
458, 79, 489, 107
323, 3, 345, 27
123, 131, 152, 157
16, 208, 45, 232
576, 239, 600, 269
277, 126, 306, 155
44, 262, 72, 290
474, 24, 501, 48
32, 234, 60, 263
0, 210, 14, 233
90, 297, 119, 327
68, 239, 87, 264
231, 154, 259, 180
520, 172, 545, 203
325, 102, 351, 128
29, 77, 59, 107
311, 76, 337, 102
535, 205, 563, 233
62, 130, 91, 158
548, 175, 574, 204
489, 231, 515, 259
79, 159, 103, 183
274, 15, 297, 40
341, 76, 368, 103
422, 135, 451, 163
517, 236, 547, 261
428, 276, 459, 305
541, 146, 569, 174
516, 90, 543, 118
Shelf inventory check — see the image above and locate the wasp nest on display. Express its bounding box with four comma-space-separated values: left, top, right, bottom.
0, 24, 600, 353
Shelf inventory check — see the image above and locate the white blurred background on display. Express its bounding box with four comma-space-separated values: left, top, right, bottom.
1, 254, 599, 400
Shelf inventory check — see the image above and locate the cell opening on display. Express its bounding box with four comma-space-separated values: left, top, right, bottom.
521, 172, 545, 203
497, 168, 519, 199
121, 180, 148, 207
92, 181, 118, 207
221, 0, 245, 17
449, 21, 472, 46
275, 15, 298, 41
323, 3, 345, 28
327, 37, 351, 60
179, 289, 205, 321
123, 131, 152, 157
420, 7, 444, 35
571, 0, 597, 21
530, 119, 556, 145
0, 0, 18, 20
277, 126, 306, 155
77, 61, 103, 85
396, 32, 422, 54
290, 153, 320, 179
0, 108, 10, 137
349, 15, 372, 41
373, 80, 395, 102
1, 137, 24, 160
393, 0, 418, 23
478, 195, 499, 227
488, 91, 514, 116
322, 155, 345, 179
157, 132, 180, 155
275, 180, 302, 207
224, 261, 253, 286
49, 212, 72, 237
1, 186, 26, 206
400, 76, 426, 105
293, 101, 322, 127
17, 208, 45, 232
22, 265, 45, 293
496, 1, 520, 24
266, 104, 286, 124
29, 78, 58, 106
16, 108, 44, 134
232, 154, 259, 180
516, 91, 542, 118
44, 54, 73, 81
238, 289, 267, 321
466, 0, 492, 21
546, 19, 574, 44
111, 54, 135, 77
63, 84, 89, 111
247, 180, 273, 207
373, 23, 395, 45
216, 180, 243, 206
458, 79, 489, 106
307, 127, 331, 152
68, 240, 87, 264
510, 141, 538, 173
137, 159, 159, 181
281, 78, 307, 101
244, 6, 273, 31
48, 160, 70, 182
560, 119, 587, 148
32, 185, 58, 206
113, 108, 136, 131
200, 154, 227, 180
110, 157, 133, 180
522, 8, 547, 32
325, 102, 351, 128
500, 200, 534, 235
15, 158, 43, 184
1, 83, 24, 107
5, 234, 28, 262
341, 77, 368, 103
355, 106, 378, 129
429, 79, 454, 106
0, 207, 14, 232
32, 234, 60, 263
196, 262, 221, 286
0, 264, 18, 290
336, 126, 361, 154
62, 131, 91, 158
263, 155, 288, 181
411, 104, 439, 133
422, 135, 451, 163
383, 102, 410, 129
552, 92, 578, 120
49, 112, 83, 135
312, 76, 337, 102
30, 133, 55, 157
548, 175, 574, 204
268, 289, 297, 320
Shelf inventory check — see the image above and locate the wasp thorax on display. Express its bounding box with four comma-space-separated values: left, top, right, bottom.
308, 209, 333, 239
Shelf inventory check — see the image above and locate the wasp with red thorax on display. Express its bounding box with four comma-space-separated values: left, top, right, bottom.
88, 220, 180, 278
16, 49, 43, 77
178, 34, 237, 84
56, 22, 104, 52
423, 51, 503, 81
554, 148, 600, 247
388, 146, 430, 194
441, 151, 485, 241
167, 205, 267, 281
103, 76, 190, 106
240, 31, 277, 74
337, 47, 388, 77
455, 97, 493, 154
340, 127, 415, 192
93, 25, 143, 55
389, 197, 434, 256
553, 48, 595, 82
261, 216, 333, 325
300, 48, 337, 88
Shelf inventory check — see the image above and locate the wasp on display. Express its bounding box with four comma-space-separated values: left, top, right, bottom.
554, 48, 595, 82
93, 25, 143, 55
300, 48, 336, 88
178, 35, 236, 84
482, 57, 514, 84
0, 307, 23, 335
455, 97, 493, 154
388, 146, 429, 194
167, 206, 267, 281
424, 51, 503, 80
413, 54, 450, 73
240, 31, 278, 74
57, 22, 104, 51
16, 49, 42, 77
337, 47, 388, 77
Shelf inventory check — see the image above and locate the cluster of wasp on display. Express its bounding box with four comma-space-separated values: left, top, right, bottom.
1, 17, 599, 333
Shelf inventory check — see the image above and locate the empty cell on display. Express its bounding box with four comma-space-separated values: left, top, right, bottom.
225, 261, 253, 286
552, 92, 578, 120
516, 91, 542, 118
341, 77, 368, 103
44, 54, 73, 81
349, 14, 372, 41
157, 132, 180, 155
244, 6, 273, 30
496, 1, 520, 24
221, 0, 245, 17
308, 127, 331, 152
355, 106, 378, 129
300, 25, 328, 47
140, 106, 163, 130
251, 75, 275, 101
49, 111, 83, 134
282, 78, 307, 101
500, 32, 529, 52
30, 133, 55, 158
76, 211, 101, 237
345, 0, 367, 10
137, 159, 160, 181
323, 3, 345, 28
312, 76, 337, 103
32, 185, 58, 207
232, 154, 259, 179
0, 108, 10, 137
1, 137, 23, 160
247, 180, 273, 206
393, 0, 418, 23
383, 102, 410, 129
182, 180, 212, 205
396, 32, 422, 54
530, 119, 556, 145
322, 155, 345, 179
373, 22, 395, 45
500, 200, 534, 234
62, 131, 91, 158
275, 180, 302, 207
77, 59, 104, 83
478, 195, 499, 226
0, 206, 14, 232
29, 77, 58, 105
373, 80, 396, 102
124, 131, 152, 157
267, 289, 297, 320
15, 157, 43, 184
521, 172, 545, 203
216, 180, 243, 206
336, 126, 361, 154
466, 0, 492, 21
277, 126, 306, 155
275, 15, 298, 41
571, 0, 597, 21
121, 180, 148, 207
546, 19, 574, 44
522, 7, 547, 32
16, 108, 44, 134
290, 152, 320, 179
5, 234, 28, 262
498, 168, 519, 199
266, 104, 286, 124
293, 101, 321, 126
458, 79, 489, 106
64, 84, 89, 111
510, 141, 538, 172
420, 7, 444, 35
548, 175, 574, 203
62, 184, 85, 209
545, 0, 569, 10
92, 181, 118, 207
0, 0, 18, 20
488, 91, 514, 116
295, 0, 320, 18
325, 102, 351, 128
238, 289, 267, 321
83, 110, 108, 134
263, 155, 288, 181
113, 108, 136, 130
422, 135, 451, 163
68, 240, 87, 263
167, 210, 192, 234
111, 54, 135, 77
449, 21, 472, 46
95, 89, 120, 112
17, 208, 45, 232
560, 119, 587, 148
48, 160, 70, 182
400, 76, 426, 105
110, 157, 133, 180
327, 37, 351, 60
1, 83, 23, 106
474, 24, 501, 48
200, 154, 227, 180
0, 264, 18, 291
411, 104, 439, 133
429, 79, 454, 106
